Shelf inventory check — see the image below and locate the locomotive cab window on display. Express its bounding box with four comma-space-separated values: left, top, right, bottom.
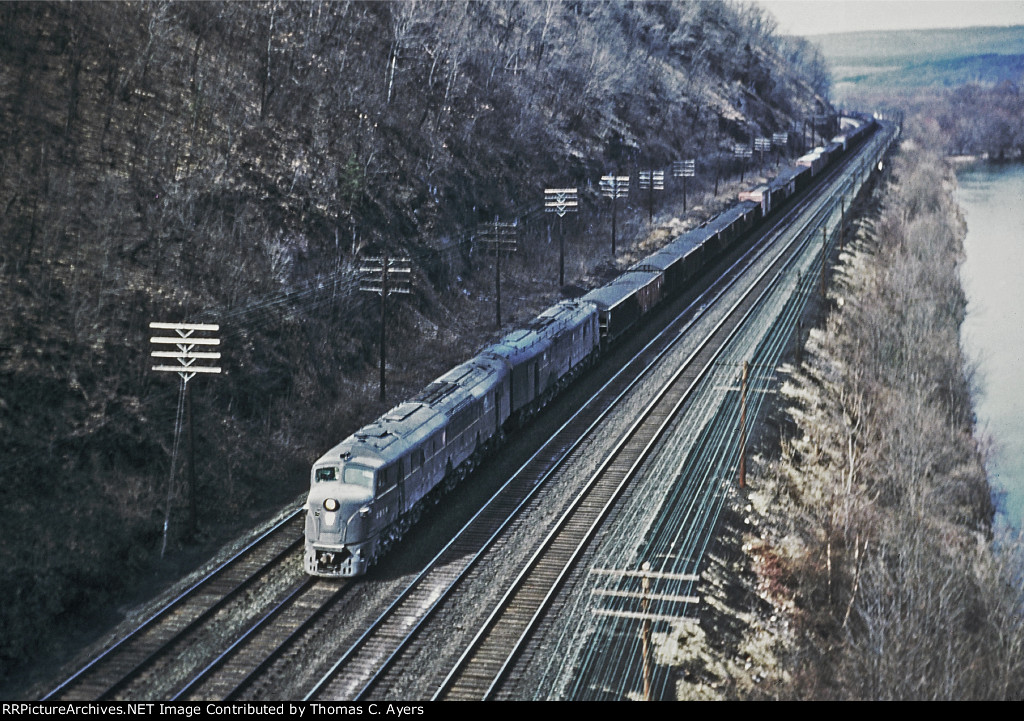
314, 466, 338, 483
342, 464, 375, 489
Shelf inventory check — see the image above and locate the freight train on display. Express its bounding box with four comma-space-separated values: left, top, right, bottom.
305, 114, 879, 577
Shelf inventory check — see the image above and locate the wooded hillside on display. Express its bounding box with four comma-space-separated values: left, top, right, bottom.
0, 0, 831, 686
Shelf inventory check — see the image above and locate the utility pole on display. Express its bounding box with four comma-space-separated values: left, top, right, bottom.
600, 175, 629, 255
821, 224, 828, 299
545, 188, 578, 286
672, 159, 695, 213
149, 322, 221, 554
360, 250, 412, 401
754, 137, 771, 168
640, 562, 653, 701
734, 144, 752, 183
738, 360, 748, 489
718, 360, 774, 488
638, 169, 663, 224
590, 565, 701, 700
840, 197, 846, 252
477, 218, 517, 328
772, 132, 789, 168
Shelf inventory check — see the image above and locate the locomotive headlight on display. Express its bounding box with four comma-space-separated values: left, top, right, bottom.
359, 505, 372, 518
323, 498, 339, 512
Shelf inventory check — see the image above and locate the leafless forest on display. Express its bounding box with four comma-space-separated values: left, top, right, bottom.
749, 121, 1024, 699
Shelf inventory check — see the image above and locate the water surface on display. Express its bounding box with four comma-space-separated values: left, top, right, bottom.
957, 163, 1024, 531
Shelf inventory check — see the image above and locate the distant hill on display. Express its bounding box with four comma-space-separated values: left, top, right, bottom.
807, 25, 1024, 99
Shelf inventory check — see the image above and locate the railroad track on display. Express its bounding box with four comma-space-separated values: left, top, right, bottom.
171, 577, 350, 701
295, 135, 881, 702
41, 511, 306, 701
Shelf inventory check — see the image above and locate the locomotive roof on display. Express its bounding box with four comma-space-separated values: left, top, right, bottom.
419, 354, 506, 407
314, 400, 445, 470
483, 300, 593, 360
313, 355, 506, 470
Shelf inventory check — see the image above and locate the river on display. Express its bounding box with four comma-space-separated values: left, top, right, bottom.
956, 163, 1024, 532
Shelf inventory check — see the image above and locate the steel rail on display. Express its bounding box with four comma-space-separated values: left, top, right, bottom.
41, 511, 305, 701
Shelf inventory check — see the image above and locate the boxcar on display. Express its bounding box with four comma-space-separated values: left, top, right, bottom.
581, 268, 664, 345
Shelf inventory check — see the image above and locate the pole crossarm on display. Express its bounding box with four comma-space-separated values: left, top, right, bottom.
600, 175, 630, 199
638, 170, 664, 190
672, 159, 696, 178
545, 188, 579, 217
591, 588, 701, 604
151, 365, 223, 374
148, 336, 221, 346
591, 567, 699, 582
149, 322, 220, 332
592, 608, 701, 624
359, 257, 413, 295
476, 219, 518, 253
149, 322, 222, 383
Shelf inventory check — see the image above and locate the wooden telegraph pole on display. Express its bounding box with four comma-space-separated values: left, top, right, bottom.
545, 188, 578, 287
590, 565, 701, 700
149, 322, 222, 553
639, 170, 664, 224
673, 159, 695, 213
840, 197, 846, 252
477, 218, 517, 329
720, 360, 774, 489
734, 144, 752, 183
738, 360, 748, 489
600, 175, 629, 255
640, 562, 653, 701
773, 132, 789, 168
821, 224, 828, 299
359, 250, 412, 402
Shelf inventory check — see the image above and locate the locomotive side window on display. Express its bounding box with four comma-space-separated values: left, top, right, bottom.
342, 464, 374, 489
380, 465, 398, 490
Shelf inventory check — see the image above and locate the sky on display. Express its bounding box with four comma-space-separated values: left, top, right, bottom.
753, 0, 1024, 36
